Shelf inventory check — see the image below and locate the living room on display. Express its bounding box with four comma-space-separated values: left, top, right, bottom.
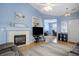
0, 3, 79, 56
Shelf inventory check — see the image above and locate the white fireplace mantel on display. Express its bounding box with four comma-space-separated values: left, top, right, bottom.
6, 27, 32, 45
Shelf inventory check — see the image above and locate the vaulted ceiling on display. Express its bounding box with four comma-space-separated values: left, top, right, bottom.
30, 3, 79, 16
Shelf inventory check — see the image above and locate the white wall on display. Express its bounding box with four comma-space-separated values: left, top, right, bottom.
68, 19, 79, 43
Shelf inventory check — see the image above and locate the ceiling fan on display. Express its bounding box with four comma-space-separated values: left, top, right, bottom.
39, 3, 56, 11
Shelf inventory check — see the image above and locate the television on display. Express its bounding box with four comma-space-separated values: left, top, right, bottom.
33, 27, 43, 35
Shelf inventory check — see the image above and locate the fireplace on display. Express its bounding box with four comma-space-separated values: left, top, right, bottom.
14, 35, 26, 46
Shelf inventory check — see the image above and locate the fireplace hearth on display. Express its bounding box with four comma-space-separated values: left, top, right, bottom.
14, 35, 26, 46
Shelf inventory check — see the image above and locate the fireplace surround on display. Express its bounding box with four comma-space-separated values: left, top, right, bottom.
8, 31, 31, 46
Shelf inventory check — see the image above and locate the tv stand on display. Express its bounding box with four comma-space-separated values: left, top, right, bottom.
33, 35, 45, 43
34, 36, 39, 43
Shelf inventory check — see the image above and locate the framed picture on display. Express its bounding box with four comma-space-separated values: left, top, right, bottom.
14, 12, 26, 27
16, 12, 25, 21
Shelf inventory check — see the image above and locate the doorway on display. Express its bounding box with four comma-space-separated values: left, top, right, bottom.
44, 19, 57, 36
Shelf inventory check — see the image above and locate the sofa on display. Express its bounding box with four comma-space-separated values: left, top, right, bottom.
0, 43, 23, 56
69, 43, 79, 56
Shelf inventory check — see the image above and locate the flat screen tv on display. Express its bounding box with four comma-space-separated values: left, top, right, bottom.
33, 27, 43, 35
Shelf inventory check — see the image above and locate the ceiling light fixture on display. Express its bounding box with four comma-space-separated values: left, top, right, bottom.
64, 8, 71, 16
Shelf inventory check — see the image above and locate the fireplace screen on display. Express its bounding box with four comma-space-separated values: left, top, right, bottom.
14, 35, 26, 46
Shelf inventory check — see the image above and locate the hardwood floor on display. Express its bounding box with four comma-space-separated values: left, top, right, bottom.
18, 41, 46, 53
58, 41, 76, 48
18, 39, 75, 55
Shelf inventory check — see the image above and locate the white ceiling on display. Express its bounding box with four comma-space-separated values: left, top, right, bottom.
30, 3, 79, 16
